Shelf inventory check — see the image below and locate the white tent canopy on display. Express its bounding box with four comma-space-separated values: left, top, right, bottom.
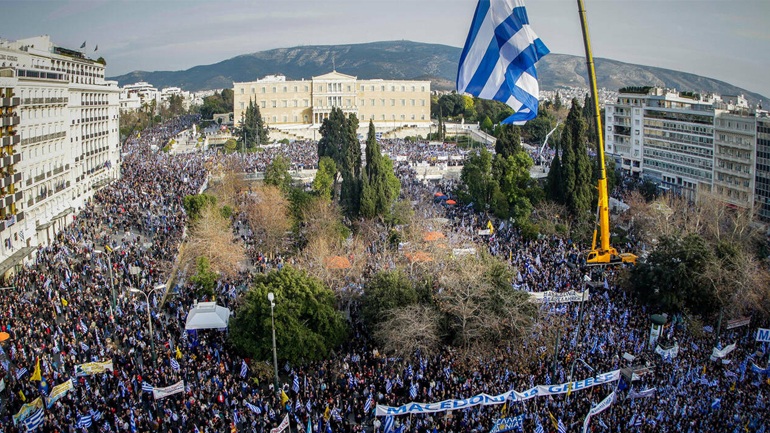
185, 302, 231, 330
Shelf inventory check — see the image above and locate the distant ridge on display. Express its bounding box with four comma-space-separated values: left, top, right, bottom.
108, 40, 767, 105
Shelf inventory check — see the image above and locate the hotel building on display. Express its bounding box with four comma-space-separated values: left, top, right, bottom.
0, 35, 120, 273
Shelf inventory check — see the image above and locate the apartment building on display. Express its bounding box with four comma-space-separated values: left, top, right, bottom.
0, 35, 120, 272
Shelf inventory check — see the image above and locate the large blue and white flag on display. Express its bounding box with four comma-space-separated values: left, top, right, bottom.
457, 0, 549, 124
23, 408, 45, 432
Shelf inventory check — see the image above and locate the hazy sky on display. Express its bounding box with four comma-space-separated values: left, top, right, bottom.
3, 0, 769, 97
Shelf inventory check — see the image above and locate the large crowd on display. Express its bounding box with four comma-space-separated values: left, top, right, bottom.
0, 117, 768, 433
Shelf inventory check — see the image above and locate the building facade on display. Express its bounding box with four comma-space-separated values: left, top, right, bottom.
756, 114, 770, 221
605, 87, 758, 204
0, 35, 120, 271
233, 71, 431, 129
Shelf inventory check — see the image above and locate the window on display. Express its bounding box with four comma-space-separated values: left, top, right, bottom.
283, 87, 287, 93
272, 101, 277, 108
401, 99, 405, 106
240, 102, 245, 109
371, 99, 375, 106
240, 88, 244, 94
261, 101, 266, 108
391, 99, 395, 106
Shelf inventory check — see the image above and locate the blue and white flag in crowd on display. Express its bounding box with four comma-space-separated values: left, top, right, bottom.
293, 375, 300, 393
77, 414, 93, 429
364, 396, 373, 414
557, 419, 567, 433
170, 358, 180, 371
142, 382, 154, 393
410, 382, 418, 399
15, 367, 28, 380
711, 398, 721, 409
457, 0, 549, 124
385, 379, 392, 393
240, 360, 248, 378
383, 416, 395, 433
245, 401, 262, 414
23, 408, 45, 432
130, 410, 136, 433
80, 342, 90, 352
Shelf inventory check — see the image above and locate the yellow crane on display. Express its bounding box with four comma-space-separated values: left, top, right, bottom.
577, 0, 637, 265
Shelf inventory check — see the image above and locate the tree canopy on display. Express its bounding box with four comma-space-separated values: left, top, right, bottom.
229, 266, 347, 364
234, 99, 269, 149
361, 120, 401, 219
318, 108, 362, 217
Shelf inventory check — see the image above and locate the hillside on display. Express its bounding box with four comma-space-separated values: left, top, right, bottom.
109, 40, 767, 104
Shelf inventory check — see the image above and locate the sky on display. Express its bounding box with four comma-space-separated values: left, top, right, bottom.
3, 0, 770, 98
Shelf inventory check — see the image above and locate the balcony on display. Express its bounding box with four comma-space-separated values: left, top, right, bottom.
0, 97, 20, 107
0, 153, 21, 169
0, 135, 20, 147
1, 116, 20, 127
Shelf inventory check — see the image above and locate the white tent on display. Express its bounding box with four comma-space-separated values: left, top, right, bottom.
185, 302, 231, 330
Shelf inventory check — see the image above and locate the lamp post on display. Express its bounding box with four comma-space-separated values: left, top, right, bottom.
268, 292, 280, 397
93, 246, 121, 320
129, 284, 166, 369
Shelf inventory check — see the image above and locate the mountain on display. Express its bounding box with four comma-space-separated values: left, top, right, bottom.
108, 40, 768, 104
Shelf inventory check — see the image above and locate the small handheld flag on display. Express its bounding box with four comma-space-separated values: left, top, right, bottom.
457, 0, 549, 125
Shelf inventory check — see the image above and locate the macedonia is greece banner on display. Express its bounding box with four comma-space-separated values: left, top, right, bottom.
654, 344, 679, 359
153, 380, 185, 400
376, 370, 620, 416
530, 289, 589, 304
490, 415, 524, 433
13, 397, 43, 425
74, 359, 114, 377
270, 414, 290, 433
710, 343, 737, 361
582, 392, 615, 433
47, 379, 74, 408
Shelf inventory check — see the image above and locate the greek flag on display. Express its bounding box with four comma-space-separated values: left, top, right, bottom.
245, 401, 262, 414
293, 375, 300, 393
557, 419, 566, 433
130, 409, 136, 433
233, 409, 240, 425
80, 342, 90, 352
23, 408, 45, 431
170, 358, 180, 371
91, 409, 103, 422
409, 382, 418, 399
15, 367, 28, 380
457, 0, 549, 124
240, 360, 248, 378
142, 382, 154, 393
77, 414, 93, 428
385, 379, 392, 393
364, 396, 373, 414
306, 400, 311, 413
383, 416, 395, 433
534, 422, 544, 433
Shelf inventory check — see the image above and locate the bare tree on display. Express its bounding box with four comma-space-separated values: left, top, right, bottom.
210, 159, 248, 208
241, 185, 292, 256
373, 305, 442, 358
180, 205, 246, 278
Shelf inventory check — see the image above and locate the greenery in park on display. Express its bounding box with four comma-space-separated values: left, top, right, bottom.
223, 138, 238, 153
189, 256, 218, 298
546, 99, 593, 217
494, 124, 522, 158
457, 144, 536, 221
182, 193, 217, 221
234, 99, 269, 149
361, 121, 401, 219
317, 108, 362, 217
263, 154, 293, 192
229, 266, 347, 364
361, 270, 418, 328
312, 157, 337, 202
198, 89, 233, 120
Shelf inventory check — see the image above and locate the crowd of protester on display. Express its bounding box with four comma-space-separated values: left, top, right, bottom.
0, 120, 767, 433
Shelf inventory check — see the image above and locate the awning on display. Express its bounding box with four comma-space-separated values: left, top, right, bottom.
0, 246, 35, 276
185, 302, 231, 330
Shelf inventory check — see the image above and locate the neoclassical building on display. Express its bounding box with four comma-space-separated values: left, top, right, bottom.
233, 71, 431, 128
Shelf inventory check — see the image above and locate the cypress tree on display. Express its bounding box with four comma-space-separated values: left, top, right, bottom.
495, 124, 521, 158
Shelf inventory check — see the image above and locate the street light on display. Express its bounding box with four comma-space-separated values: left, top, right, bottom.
268, 292, 279, 396
93, 246, 121, 319
129, 284, 166, 369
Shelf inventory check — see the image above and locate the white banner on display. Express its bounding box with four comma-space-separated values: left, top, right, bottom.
270, 414, 290, 433
74, 360, 113, 377
375, 370, 620, 416
654, 344, 679, 359
530, 289, 589, 304
710, 343, 737, 361
153, 380, 185, 400
582, 391, 615, 433
756, 328, 770, 342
